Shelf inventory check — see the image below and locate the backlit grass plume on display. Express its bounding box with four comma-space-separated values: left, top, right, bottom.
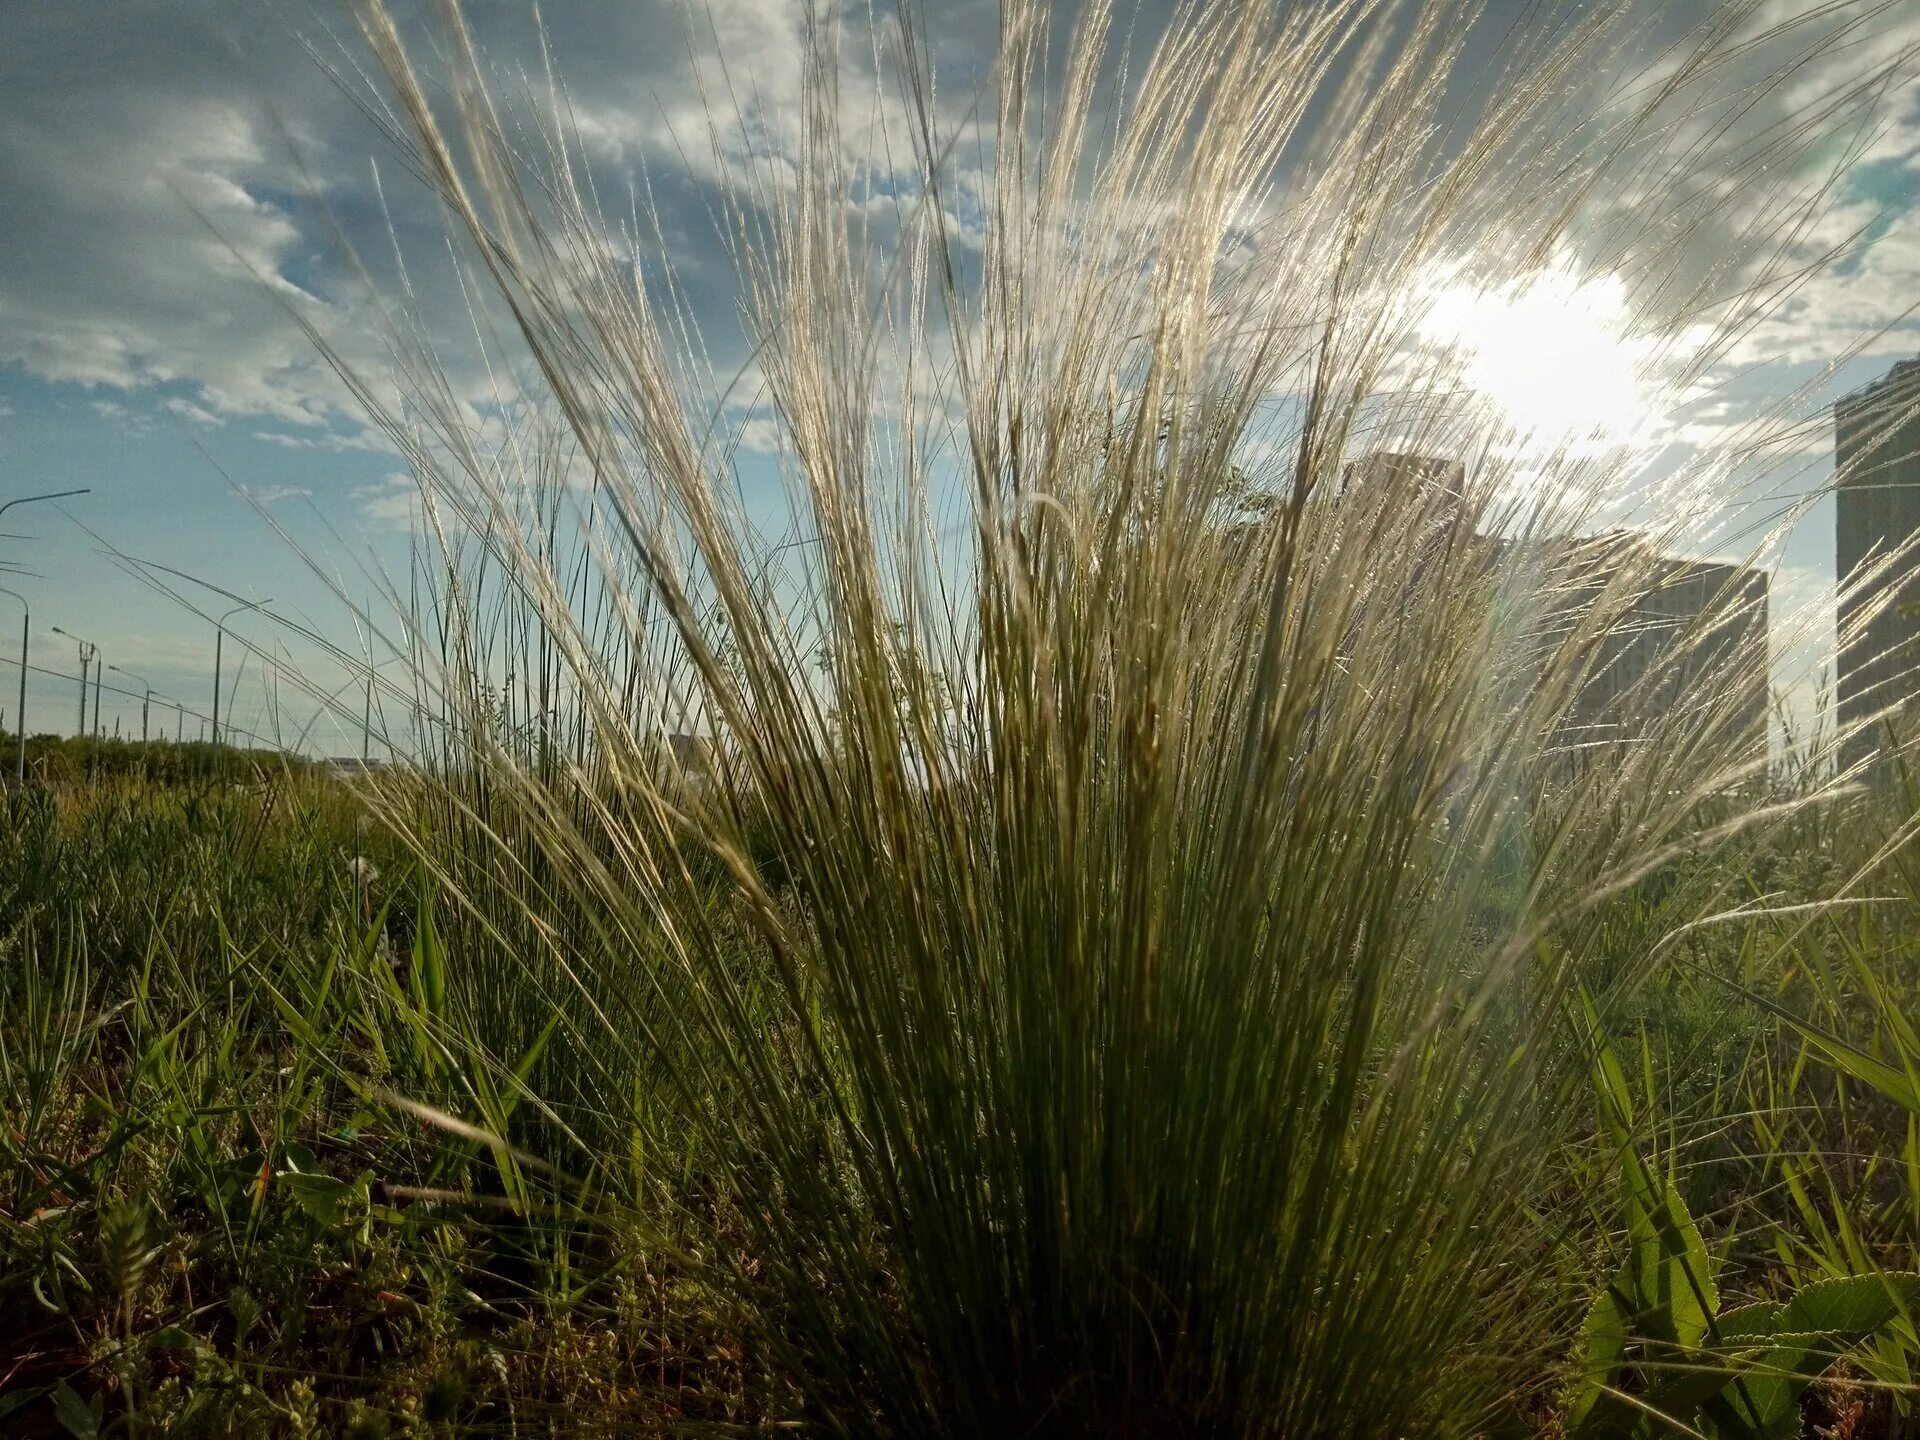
315, 0, 1914, 1433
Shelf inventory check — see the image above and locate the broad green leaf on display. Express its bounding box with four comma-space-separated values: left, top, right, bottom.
1567, 1287, 1628, 1434
50, 1382, 101, 1440
1704, 1275, 1920, 1440
1711, 1301, 1782, 1344
278, 1169, 350, 1225
1640, 1352, 1767, 1437
1780, 1271, 1920, 1335
1619, 1154, 1717, 1349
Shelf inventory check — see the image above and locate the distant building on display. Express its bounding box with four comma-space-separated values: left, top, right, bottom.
1835, 358, 1920, 773
1329, 458, 1772, 758
1216, 452, 1470, 574
1339, 452, 1466, 517
1319, 450, 1472, 631
1543, 532, 1770, 760
1232, 452, 1771, 768
1332, 450, 1486, 574
322, 755, 394, 777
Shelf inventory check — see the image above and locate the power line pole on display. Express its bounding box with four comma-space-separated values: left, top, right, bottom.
0, 588, 27, 783
12, 610, 21, 781
53, 628, 98, 743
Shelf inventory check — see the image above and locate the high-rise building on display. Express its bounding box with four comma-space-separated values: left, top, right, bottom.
1332, 451, 1482, 567
1540, 532, 1770, 761
1252, 453, 1769, 769
1330, 459, 1770, 762
1338, 452, 1466, 513
1836, 358, 1920, 773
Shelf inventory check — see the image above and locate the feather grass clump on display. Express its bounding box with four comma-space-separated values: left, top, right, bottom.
325, 0, 1909, 1432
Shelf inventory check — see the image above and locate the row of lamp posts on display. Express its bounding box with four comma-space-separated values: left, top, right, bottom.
0, 488, 273, 782
0, 489, 87, 783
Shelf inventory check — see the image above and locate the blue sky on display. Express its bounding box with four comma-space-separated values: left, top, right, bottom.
0, 0, 1917, 749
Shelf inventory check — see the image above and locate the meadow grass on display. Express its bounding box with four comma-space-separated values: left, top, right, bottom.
7, 0, 1920, 1434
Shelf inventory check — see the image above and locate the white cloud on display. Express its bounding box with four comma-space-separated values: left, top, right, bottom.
164, 397, 227, 428
89, 398, 155, 435
252, 427, 391, 454
0, 8, 528, 450
734, 414, 785, 455
0, 76, 357, 426
353, 472, 420, 530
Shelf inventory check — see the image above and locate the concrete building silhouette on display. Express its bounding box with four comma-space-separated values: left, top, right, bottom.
1338, 452, 1467, 518
1329, 456, 1769, 762
1230, 451, 1771, 770
1540, 532, 1769, 760
1836, 358, 1920, 774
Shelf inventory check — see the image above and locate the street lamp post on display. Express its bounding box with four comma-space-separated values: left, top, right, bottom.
108, 665, 153, 743
0, 587, 27, 783
212, 598, 271, 747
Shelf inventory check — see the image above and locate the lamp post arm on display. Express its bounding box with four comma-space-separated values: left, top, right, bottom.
0, 489, 89, 521
211, 598, 271, 750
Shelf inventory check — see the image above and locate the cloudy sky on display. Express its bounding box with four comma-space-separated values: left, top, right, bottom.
0, 0, 1916, 749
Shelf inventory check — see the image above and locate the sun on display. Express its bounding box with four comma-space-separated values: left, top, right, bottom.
1418, 263, 1660, 450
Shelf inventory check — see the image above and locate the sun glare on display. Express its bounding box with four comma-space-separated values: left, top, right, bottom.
1419, 266, 1659, 450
